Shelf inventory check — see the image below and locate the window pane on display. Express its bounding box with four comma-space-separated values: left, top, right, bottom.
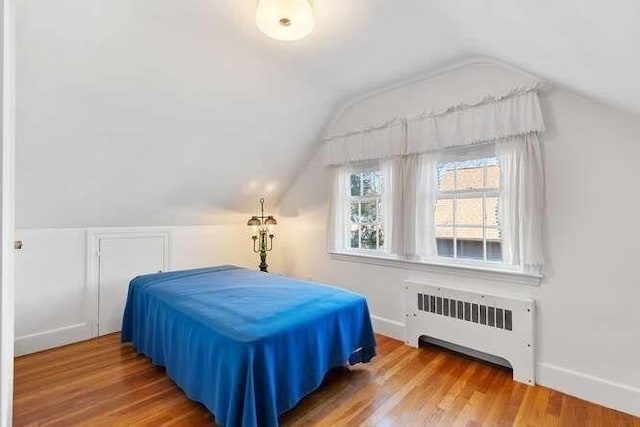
359, 201, 377, 223
436, 227, 454, 258
361, 174, 371, 195
378, 226, 385, 248
485, 196, 499, 227
350, 202, 359, 223
350, 173, 361, 196
456, 226, 484, 260
438, 162, 456, 191
372, 171, 383, 194
487, 241, 502, 261
350, 225, 359, 249
435, 226, 454, 239
456, 238, 484, 260
433, 156, 503, 264
360, 224, 377, 249
486, 165, 500, 189
436, 238, 454, 258
361, 171, 383, 196
486, 228, 501, 240
435, 198, 453, 225
455, 227, 484, 240
456, 166, 484, 190
455, 197, 483, 226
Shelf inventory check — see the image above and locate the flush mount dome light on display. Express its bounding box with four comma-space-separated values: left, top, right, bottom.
256, 0, 314, 41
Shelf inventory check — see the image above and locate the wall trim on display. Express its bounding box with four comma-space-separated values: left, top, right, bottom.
331, 252, 542, 286
15, 323, 91, 357
536, 362, 640, 417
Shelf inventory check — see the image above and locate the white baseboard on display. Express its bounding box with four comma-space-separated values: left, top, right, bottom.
15, 323, 92, 356
537, 362, 640, 417
370, 314, 405, 341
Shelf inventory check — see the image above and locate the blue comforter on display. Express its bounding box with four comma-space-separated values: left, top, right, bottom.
121, 265, 376, 426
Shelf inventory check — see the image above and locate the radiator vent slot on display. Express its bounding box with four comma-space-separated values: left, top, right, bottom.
417, 293, 513, 331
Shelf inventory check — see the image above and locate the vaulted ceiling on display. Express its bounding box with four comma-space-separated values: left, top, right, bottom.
16, 0, 640, 228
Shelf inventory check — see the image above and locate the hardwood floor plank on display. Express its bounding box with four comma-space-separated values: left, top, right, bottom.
467, 368, 510, 425
343, 352, 449, 426
527, 385, 552, 426
413, 358, 470, 424
13, 334, 639, 426
499, 381, 528, 425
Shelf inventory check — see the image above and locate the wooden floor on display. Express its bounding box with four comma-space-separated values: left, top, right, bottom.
14, 334, 639, 426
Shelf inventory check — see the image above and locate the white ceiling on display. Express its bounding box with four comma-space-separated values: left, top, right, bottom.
16, 0, 640, 228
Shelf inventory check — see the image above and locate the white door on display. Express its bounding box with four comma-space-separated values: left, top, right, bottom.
98, 236, 166, 336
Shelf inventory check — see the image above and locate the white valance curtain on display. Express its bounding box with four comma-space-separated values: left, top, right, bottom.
325, 119, 406, 166
406, 89, 545, 154
326, 84, 546, 268
324, 85, 545, 164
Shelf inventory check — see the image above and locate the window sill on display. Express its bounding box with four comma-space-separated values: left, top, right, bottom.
328, 250, 542, 286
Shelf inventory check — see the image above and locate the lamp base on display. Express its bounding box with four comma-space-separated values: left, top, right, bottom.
259, 251, 268, 273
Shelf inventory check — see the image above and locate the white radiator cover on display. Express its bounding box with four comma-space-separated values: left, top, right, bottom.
404, 280, 535, 385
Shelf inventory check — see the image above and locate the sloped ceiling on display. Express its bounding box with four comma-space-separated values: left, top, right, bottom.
16, 0, 640, 228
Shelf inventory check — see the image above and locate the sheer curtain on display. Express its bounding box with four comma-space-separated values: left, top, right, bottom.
381, 158, 403, 255
403, 153, 439, 259
327, 165, 352, 251
496, 134, 544, 267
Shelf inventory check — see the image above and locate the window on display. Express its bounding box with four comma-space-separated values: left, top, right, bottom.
349, 170, 385, 250
330, 142, 542, 275
327, 94, 544, 274
434, 157, 502, 262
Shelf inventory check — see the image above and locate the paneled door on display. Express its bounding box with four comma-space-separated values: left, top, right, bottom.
97, 235, 166, 336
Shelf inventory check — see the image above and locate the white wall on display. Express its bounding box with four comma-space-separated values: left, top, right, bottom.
278, 63, 640, 416
15, 1, 640, 229
15, 0, 347, 229
14, 224, 284, 356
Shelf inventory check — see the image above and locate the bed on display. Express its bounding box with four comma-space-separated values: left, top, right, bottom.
121, 265, 376, 426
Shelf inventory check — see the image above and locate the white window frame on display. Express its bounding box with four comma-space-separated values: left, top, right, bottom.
346, 166, 386, 253
434, 157, 502, 263
328, 150, 542, 284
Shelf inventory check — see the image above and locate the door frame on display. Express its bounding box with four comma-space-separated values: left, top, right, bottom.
86, 228, 170, 338
0, 0, 16, 424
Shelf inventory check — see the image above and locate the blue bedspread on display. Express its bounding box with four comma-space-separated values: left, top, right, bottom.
121, 265, 376, 426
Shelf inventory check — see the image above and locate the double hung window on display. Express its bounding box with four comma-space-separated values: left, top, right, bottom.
348, 169, 385, 251
434, 157, 502, 262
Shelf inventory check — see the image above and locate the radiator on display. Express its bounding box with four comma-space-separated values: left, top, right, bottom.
404, 280, 535, 385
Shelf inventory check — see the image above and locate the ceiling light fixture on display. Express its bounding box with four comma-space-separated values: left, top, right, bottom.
256, 0, 314, 41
